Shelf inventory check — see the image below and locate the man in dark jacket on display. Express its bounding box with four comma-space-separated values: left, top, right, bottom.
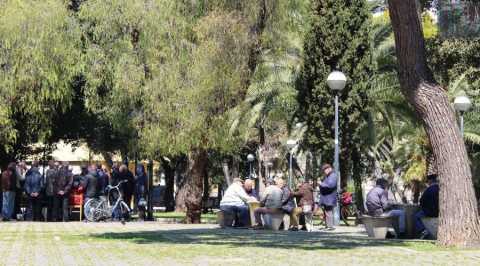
415, 174, 439, 239
366, 178, 406, 235
55, 162, 73, 222
135, 165, 148, 220
25, 161, 44, 221
2, 162, 17, 221
96, 164, 108, 197
45, 160, 59, 221
82, 164, 99, 204
119, 164, 135, 208
319, 164, 338, 230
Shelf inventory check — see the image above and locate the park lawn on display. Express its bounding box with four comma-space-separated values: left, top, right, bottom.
0, 222, 479, 266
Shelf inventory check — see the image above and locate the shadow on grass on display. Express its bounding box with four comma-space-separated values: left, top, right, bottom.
88, 228, 422, 251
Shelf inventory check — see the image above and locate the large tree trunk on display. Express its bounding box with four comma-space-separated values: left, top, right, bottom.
175, 155, 188, 212
222, 160, 233, 186
161, 157, 175, 212
388, 0, 480, 247
184, 149, 208, 224
352, 148, 365, 213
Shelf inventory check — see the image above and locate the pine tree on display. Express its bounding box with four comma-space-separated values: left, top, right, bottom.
296, 0, 373, 193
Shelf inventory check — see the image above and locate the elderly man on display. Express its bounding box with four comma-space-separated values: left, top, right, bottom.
220, 178, 257, 227
319, 164, 338, 230
244, 179, 259, 201
366, 178, 406, 236
253, 179, 284, 229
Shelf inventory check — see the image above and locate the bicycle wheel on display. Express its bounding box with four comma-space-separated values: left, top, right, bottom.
84, 198, 104, 222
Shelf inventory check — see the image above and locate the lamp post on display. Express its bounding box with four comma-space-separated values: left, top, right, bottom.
287, 139, 298, 189
454, 95, 472, 137
327, 70, 347, 226
247, 154, 255, 179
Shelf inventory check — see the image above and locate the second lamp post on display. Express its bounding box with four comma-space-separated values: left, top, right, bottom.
454, 95, 472, 137
327, 70, 347, 225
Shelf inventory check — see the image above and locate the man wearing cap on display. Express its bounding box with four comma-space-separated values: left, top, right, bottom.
319, 164, 338, 230
220, 178, 257, 227
253, 178, 284, 229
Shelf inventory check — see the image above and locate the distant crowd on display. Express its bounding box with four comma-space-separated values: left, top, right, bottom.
0, 161, 148, 222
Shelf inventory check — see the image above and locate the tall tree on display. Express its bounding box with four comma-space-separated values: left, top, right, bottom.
388, 0, 480, 247
0, 0, 81, 165
296, 0, 372, 202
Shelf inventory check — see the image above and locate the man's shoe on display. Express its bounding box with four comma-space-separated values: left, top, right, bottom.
419, 230, 430, 240
386, 231, 396, 239
288, 227, 299, 232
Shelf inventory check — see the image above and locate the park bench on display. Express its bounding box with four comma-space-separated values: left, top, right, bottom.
421, 217, 438, 239
359, 215, 397, 239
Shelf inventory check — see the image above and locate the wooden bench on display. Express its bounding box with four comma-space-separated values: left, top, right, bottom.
359, 215, 396, 239
421, 217, 438, 239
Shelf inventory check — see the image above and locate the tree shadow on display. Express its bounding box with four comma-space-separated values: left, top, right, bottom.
89, 228, 421, 251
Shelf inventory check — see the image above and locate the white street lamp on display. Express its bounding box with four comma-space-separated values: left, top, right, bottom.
454, 95, 472, 136
247, 154, 255, 179
287, 139, 298, 189
327, 70, 346, 226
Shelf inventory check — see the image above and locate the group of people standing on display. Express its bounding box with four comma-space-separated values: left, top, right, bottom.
0, 160, 148, 222
219, 163, 339, 231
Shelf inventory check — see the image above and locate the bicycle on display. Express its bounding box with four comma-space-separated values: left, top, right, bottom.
84, 180, 131, 223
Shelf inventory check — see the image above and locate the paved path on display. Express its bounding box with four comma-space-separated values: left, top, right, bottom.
0, 222, 479, 266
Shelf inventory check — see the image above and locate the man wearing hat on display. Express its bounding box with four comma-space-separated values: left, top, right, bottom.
319, 164, 338, 230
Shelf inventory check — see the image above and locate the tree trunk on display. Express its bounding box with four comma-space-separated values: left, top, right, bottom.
161, 157, 175, 212
352, 148, 365, 213
175, 155, 188, 212
388, 0, 480, 247
184, 149, 208, 224
222, 160, 233, 186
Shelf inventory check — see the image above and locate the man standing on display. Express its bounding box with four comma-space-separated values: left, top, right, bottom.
45, 161, 59, 221
253, 179, 284, 229
25, 161, 44, 221
2, 162, 17, 221
415, 174, 439, 239
55, 162, 73, 222
366, 178, 406, 236
319, 164, 338, 230
82, 164, 99, 204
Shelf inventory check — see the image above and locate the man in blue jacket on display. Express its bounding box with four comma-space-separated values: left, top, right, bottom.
25, 161, 44, 221
415, 174, 439, 239
319, 164, 338, 230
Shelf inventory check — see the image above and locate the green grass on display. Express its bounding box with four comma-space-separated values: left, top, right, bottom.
0, 222, 479, 266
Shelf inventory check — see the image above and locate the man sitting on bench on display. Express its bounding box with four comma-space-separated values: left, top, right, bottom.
220, 178, 257, 227
415, 174, 439, 239
253, 179, 283, 229
366, 178, 406, 236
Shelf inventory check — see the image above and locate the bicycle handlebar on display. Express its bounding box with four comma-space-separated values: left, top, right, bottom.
107, 180, 129, 190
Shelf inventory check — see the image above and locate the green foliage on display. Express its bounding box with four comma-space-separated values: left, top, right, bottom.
0, 0, 82, 158
296, 0, 373, 171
